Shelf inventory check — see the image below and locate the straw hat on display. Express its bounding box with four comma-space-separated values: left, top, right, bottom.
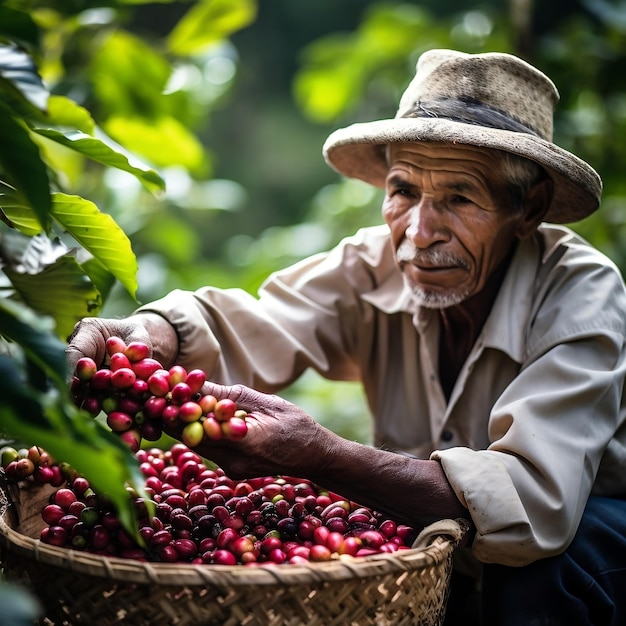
323, 49, 602, 224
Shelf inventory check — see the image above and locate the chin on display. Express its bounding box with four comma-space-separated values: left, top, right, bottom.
410, 287, 470, 309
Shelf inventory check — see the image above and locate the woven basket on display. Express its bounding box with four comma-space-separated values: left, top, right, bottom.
0, 477, 467, 626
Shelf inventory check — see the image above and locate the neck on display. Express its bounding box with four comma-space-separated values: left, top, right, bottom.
438, 249, 514, 398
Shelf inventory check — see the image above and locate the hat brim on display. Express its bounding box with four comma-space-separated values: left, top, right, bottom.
323, 118, 602, 224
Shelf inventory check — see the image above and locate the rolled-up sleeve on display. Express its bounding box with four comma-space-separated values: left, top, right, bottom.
136, 227, 397, 390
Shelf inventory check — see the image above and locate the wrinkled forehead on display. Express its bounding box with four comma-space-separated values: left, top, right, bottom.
385, 141, 508, 190
386, 141, 502, 167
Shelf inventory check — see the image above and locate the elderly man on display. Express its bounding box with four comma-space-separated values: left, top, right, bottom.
67, 50, 626, 624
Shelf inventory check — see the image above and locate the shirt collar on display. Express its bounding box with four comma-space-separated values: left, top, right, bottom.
361, 233, 541, 364
480, 235, 538, 362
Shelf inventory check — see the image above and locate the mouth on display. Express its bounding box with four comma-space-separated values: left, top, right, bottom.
414, 262, 458, 272
401, 259, 468, 289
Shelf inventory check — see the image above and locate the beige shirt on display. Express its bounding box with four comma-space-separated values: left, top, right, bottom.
140, 223, 626, 566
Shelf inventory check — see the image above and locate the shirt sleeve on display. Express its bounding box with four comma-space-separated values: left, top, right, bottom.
433, 244, 626, 566
135, 227, 392, 389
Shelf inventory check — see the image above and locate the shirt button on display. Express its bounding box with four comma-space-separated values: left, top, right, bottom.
441, 429, 454, 442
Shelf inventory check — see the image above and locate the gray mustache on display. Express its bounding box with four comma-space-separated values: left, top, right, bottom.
396, 242, 469, 270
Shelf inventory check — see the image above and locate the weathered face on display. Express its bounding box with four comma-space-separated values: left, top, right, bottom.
383, 142, 531, 308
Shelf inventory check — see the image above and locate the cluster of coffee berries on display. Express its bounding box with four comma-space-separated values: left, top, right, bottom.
0, 444, 68, 486
36, 443, 417, 565
70, 337, 248, 452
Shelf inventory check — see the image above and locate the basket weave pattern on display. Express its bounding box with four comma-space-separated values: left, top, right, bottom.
0, 478, 466, 626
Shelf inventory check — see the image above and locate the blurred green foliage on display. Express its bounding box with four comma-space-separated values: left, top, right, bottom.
0, 0, 257, 616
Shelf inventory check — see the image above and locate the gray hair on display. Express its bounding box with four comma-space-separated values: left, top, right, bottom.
498, 150, 545, 213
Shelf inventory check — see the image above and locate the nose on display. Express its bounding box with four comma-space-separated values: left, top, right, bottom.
404, 197, 449, 249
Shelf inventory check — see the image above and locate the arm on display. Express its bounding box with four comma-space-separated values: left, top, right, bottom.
168, 382, 471, 532
66, 227, 392, 388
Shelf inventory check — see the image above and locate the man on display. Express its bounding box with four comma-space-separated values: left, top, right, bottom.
67, 50, 626, 624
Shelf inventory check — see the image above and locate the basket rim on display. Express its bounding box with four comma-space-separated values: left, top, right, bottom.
0, 481, 467, 588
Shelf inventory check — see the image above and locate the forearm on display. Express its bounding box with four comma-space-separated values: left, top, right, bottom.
182, 382, 471, 532
307, 432, 470, 529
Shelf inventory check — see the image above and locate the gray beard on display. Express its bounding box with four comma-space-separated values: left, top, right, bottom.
396, 241, 471, 309
408, 284, 470, 309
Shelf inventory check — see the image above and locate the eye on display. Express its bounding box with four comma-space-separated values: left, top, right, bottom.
450, 194, 472, 205
395, 188, 414, 197
388, 184, 416, 199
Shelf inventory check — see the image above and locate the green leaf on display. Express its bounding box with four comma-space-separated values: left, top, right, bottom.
0, 106, 51, 230
294, 58, 363, 122
0, 43, 48, 112
90, 30, 170, 118
4, 255, 102, 341
46, 96, 96, 135
104, 115, 207, 174
0, 6, 41, 51
0, 191, 44, 236
0, 299, 67, 386
167, 0, 257, 56
0, 583, 40, 625
81, 256, 116, 304
32, 127, 165, 194
50, 193, 139, 300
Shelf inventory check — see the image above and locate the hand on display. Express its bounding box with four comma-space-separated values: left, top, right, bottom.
65, 313, 178, 375
166, 382, 337, 481
166, 382, 471, 531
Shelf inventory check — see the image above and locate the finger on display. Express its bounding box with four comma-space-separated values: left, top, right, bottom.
65, 319, 108, 371
200, 382, 276, 415
200, 382, 247, 403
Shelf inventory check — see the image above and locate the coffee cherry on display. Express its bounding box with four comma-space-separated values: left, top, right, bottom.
182, 422, 204, 448
131, 358, 162, 380
106, 411, 134, 433
168, 365, 187, 387
198, 394, 217, 414
119, 428, 141, 453
124, 341, 150, 363
105, 336, 127, 357
12, 457, 35, 479
109, 352, 131, 372
41, 525, 68, 547
0, 446, 19, 468
141, 421, 163, 442
178, 401, 203, 424
161, 404, 180, 427
185, 369, 206, 394
147, 371, 170, 397
30, 441, 417, 566
170, 382, 192, 405
143, 396, 167, 420
202, 416, 222, 440
90, 368, 112, 392
221, 416, 248, 441
75, 357, 98, 381
214, 399, 237, 422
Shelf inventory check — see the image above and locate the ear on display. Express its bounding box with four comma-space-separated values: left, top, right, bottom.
516, 177, 553, 240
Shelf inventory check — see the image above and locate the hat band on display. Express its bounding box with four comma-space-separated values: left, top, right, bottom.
402, 97, 542, 138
